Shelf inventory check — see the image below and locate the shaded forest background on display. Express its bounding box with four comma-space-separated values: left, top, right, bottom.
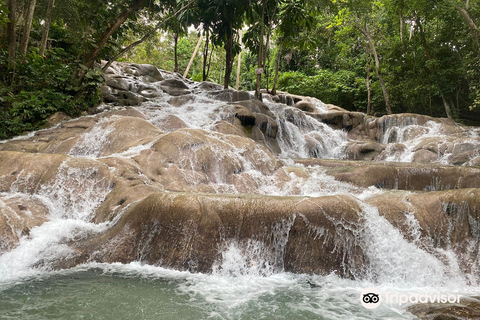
1, 0, 480, 139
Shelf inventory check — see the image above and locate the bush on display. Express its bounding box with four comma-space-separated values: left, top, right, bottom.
277, 70, 367, 111
0, 48, 103, 139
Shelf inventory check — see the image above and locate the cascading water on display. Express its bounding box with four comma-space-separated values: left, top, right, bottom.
68, 117, 116, 158
267, 102, 349, 159
0, 160, 111, 282
1, 63, 479, 319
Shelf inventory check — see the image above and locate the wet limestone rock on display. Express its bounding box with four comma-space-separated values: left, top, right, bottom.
194, 81, 223, 92
294, 100, 316, 113
208, 89, 255, 102
64, 192, 366, 276
346, 141, 386, 161
367, 189, 480, 275
0, 195, 49, 254
408, 297, 480, 320
213, 121, 246, 137
159, 79, 191, 96
133, 128, 281, 192
0, 151, 114, 250
308, 111, 366, 131
154, 115, 189, 132
68, 116, 163, 157
225, 100, 280, 154
296, 158, 480, 191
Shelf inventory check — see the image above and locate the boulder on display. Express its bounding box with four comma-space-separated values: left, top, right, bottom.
167, 94, 195, 107
159, 79, 191, 96
103, 88, 146, 106
122, 63, 163, 82
94, 156, 163, 223
0, 195, 49, 253
229, 99, 275, 118
213, 121, 246, 137
375, 143, 407, 161
154, 115, 189, 132
0, 151, 68, 193
209, 89, 255, 102
231, 104, 256, 126
294, 100, 316, 113
100, 108, 147, 120
448, 142, 480, 165
408, 297, 480, 320
308, 111, 365, 131
195, 81, 223, 92
346, 140, 385, 161
413, 149, 438, 163
254, 113, 278, 139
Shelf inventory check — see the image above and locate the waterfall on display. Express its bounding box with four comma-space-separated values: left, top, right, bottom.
266, 102, 348, 159
0, 160, 112, 282
1, 62, 479, 319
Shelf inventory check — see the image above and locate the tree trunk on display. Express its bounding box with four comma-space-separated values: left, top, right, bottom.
75, 0, 148, 84
235, 30, 242, 90
202, 29, 209, 81
454, 5, 480, 49
255, 1, 266, 99
441, 95, 454, 119
7, 0, 16, 71
174, 32, 179, 73
39, 0, 54, 56
19, 0, 37, 56
366, 57, 372, 115
183, 34, 203, 78
271, 41, 282, 95
356, 22, 392, 114
264, 28, 271, 92
224, 24, 235, 89
206, 43, 213, 79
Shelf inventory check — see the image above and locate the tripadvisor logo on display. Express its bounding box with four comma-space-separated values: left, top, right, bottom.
360, 288, 382, 309
360, 288, 462, 310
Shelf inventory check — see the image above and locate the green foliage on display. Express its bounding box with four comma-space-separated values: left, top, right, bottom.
0, 3, 9, 27
277, 70, 368, 110
0, 48, 103, 139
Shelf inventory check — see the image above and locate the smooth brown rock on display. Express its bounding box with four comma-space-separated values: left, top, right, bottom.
0, 195, 49, 253
213, 121, 246, 137
69, 116, 163, 157
134, 129, 281, 192
346, 140, 386, 161
295, 159, 480, 191
413, 149, 438, 163
408, 297, 480, 320
64, 192, 365, 276
294, 100, 316, 113
154, 115, 189, 132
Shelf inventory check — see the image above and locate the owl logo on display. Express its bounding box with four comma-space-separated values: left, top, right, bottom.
363, 292, 380, 304
360, 288, 382, 309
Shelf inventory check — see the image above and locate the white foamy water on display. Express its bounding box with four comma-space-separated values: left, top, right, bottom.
267, 102, 349, 159
139, 95, 229, 131
378, 119, 480, 165
68, 117, 115, 158
0, 160, 112, 282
